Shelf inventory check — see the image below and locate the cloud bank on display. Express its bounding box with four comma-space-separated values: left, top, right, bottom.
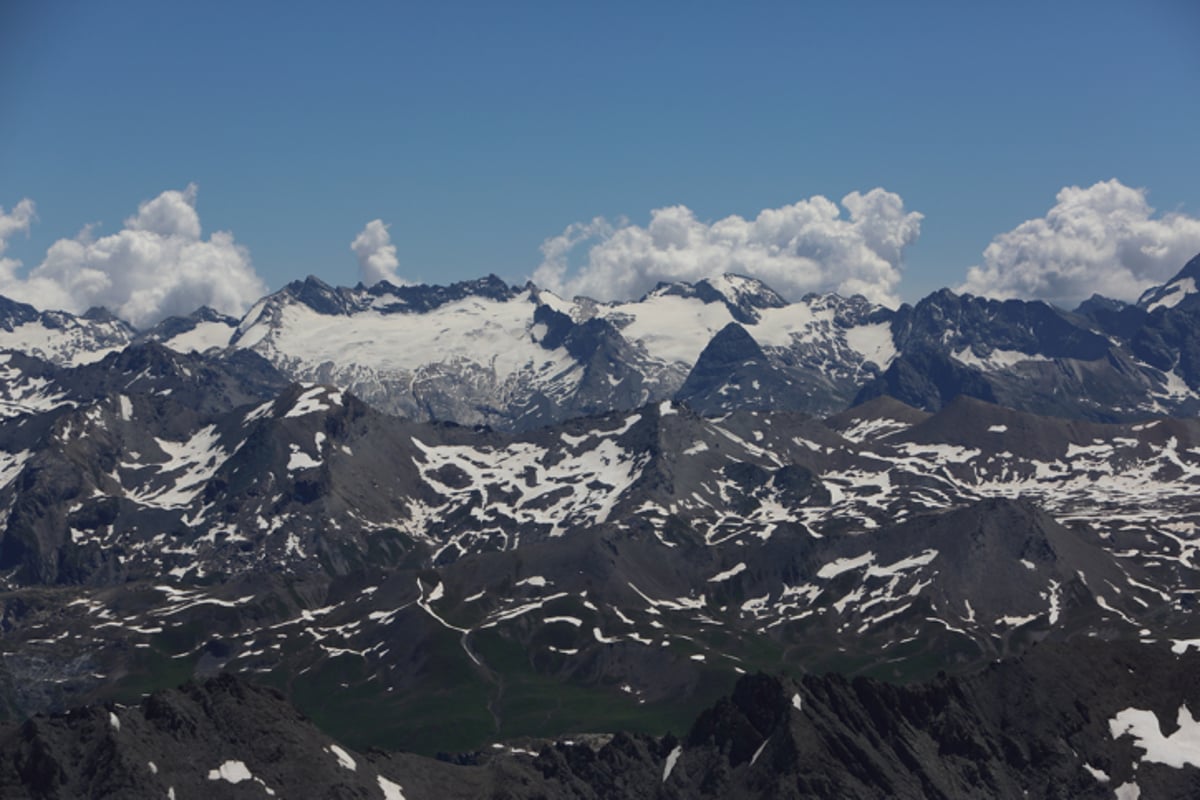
0, 198, 37, 284
530, 189, 923, 306
0, 185, 267, 329
350, 219, 406, 286
960, 179, 1200, 308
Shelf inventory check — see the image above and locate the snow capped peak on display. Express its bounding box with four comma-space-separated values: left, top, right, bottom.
632, 274, 787, 325
279, 275, 357, 316
143, 307, 238, 354
0, 295, 136, 366
1148, 277, 1198, 312
697, 273, 789, 324
701, 273, 771, 297
269, 273, 523, 318
0, 294, 43, 329
80, 306, 122, 323
1135, 252, 1200, 312
698, 273, 787, 306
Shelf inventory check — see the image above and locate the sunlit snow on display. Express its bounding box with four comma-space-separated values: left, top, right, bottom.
1109, 705, 1200, 768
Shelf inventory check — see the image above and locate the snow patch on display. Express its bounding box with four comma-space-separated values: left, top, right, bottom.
285, 385, 344, 418
662, 745, 682, 782
1114, 781, 1141, 799
1047, 579, 1062, 625
162, 320, 234, 354
844, 321, 897, 368
328, 744, 356, 771
817, 552, 875, 579
1109, 705, 1200, 768
865, 549, 937, 578
839, 416, 910, 443
707, 563, 746, 583
1147, 277, 1197, 312
207, 760, 254, 784
377, 775, 407, 800
239, 290, 577, 404
127, 426, 226, 509
288, 444, 322, 471
750, 736, 769, 766
951, 347, 1051, 370
593, 627, 621, 644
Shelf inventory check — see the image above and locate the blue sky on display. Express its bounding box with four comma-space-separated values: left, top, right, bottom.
1, 0, 1198, 323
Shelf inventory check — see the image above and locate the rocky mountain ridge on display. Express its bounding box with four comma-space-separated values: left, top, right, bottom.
3, 639, 1198, 799
2, 368, 1199, 758
3, 252, 1198, 430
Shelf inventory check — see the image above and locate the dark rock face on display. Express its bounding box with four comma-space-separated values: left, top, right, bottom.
0, 297, 45, 332
0, 343, 289, 585
854, 346, 999, 411
1130, 303, 1200, 393
856, 289, 1147, 420
676, 323, 799, 414
893, 290, 1112, 362
510, 640, 1200, 799
0, 674, 463, 800
1075, 294, 1148, 341
366, 274, 519, 313
274, 273, 522, 319
3, 641, 1198, 799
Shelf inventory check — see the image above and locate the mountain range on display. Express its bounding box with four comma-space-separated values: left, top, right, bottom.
2, 254, 1200, 797
4, 253, 1200, 430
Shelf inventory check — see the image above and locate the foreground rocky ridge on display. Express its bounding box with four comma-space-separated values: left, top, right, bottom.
3, 640, 1198, 799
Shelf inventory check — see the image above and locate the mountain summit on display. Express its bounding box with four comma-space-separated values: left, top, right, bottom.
1, 254, 1199, 427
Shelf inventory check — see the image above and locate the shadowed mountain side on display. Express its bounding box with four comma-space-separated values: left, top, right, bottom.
4, 640, 1199, 799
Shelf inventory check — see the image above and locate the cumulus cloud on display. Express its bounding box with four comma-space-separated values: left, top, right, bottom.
959, 179, 1200, 307
0, 198, 36, 246
0, 185, 267, 328
530, 189, 923, 306
350, 219, 406, 286
0, 198, 36, 283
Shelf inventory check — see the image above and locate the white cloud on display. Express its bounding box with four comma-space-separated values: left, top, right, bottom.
0, 198, 36, 249
0, 199, 37, 289
959, 179, 1200, 307
350, 219, 406, 286
530, 189, 923, 306
0, 185, 267, 328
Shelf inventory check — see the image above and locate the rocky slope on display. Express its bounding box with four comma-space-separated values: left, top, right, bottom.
1, 257, 1200, 794
2, 373, 1199, 754
3, 639, 1198, 799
